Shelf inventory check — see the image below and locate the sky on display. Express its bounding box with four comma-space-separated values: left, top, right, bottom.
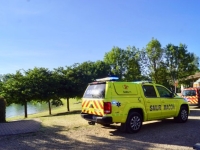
0, 0, 200, 75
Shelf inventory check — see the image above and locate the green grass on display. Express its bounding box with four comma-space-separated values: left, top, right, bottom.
7, 98, 82, 121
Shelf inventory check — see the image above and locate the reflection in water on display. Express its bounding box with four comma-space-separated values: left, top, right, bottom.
6, 102, 55, 118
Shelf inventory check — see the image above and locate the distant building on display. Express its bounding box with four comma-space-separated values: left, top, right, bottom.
193, 78, 200, 87
182, 72, 200, 90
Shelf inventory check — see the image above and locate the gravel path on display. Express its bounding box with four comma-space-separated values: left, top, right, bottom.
0, 119, 41, 136
0, 106, 199, 150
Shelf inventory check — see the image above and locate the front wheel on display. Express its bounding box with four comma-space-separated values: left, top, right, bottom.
174, 106, 188, 123
126, 112, 142, 133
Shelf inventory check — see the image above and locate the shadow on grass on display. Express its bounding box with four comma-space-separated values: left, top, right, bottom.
0, 120, 159, 149
107, 108, 200, 148
53, 110, 81, 116
0, 108, 199, 149
0, 124, 93, 149
42, 110, 81, 118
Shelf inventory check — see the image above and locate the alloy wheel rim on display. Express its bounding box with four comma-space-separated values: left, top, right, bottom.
181, 109, 187, 120
130, 116, 141, 130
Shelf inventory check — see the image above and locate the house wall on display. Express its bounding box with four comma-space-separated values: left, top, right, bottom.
193, 83, 200, 87
193, 78, 200, 87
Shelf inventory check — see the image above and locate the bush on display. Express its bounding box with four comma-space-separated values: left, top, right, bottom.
0, 96, 6, 123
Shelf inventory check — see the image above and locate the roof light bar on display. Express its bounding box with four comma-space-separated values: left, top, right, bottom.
133, 81, 153, 84
96, 77, 119, 82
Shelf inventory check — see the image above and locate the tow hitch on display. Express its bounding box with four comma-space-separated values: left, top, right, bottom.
88, 121, 95, 125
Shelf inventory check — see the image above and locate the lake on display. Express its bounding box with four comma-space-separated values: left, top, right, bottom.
6, 102, 55, 118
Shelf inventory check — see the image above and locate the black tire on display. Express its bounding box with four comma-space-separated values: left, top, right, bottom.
126, 112, 142, 133
174, 106, 188, 123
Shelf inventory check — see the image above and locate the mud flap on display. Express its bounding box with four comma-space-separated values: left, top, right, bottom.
120, 123, 126, 132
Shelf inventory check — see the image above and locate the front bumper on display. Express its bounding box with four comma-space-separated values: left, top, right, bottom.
81, 113, 113, 124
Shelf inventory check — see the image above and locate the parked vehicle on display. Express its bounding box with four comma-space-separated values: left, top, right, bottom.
81, 77, 190, 133
181, 87, 200, 107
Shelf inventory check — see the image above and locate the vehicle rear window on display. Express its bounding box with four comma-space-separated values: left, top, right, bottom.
182, 90, 196, 96
142, 85, 157, 97
83, 83, 105, 98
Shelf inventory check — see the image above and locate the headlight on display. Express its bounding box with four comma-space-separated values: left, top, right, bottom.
183, 98, 188, 102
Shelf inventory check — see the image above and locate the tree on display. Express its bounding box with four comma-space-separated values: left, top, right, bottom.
154, 62, 170, 88
93, 60, 111, 79
123, 46, 142, 81
52, 67, 72, 112
164, 43, 199, 87
104, 46, 142, 81
2, 71, 32, 118
143, 38, 164, 83
104, 47, 126, 79
0, 78, 3, 94
25, 67, 59, 115
56, 61, 110, 112
1, 68, 64, 117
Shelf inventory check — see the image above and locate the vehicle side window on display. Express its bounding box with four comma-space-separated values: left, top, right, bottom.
142, 85, 157, 97
156, 86, 172, 97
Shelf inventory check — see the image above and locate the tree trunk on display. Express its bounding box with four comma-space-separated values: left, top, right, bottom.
67, 97, 70, 112
24, 101, 28, 118
0, 97, 6, 123
48, 100, 52, 115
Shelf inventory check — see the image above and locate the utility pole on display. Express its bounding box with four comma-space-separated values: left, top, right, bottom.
174, 46, 179, 93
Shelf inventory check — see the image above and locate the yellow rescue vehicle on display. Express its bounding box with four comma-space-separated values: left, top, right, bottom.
181, 87, 200, 107
81, 77, 190, 133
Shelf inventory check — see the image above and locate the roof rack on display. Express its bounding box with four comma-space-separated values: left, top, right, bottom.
95, 76, 119, 82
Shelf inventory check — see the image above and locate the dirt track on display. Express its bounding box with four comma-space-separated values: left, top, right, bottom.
0, 106, 200, 150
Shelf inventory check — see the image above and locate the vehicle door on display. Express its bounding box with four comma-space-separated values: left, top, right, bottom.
156, 86, 177, 118
82, 83, 105, 116
197, 89, 200, 106
142, 85, 162, 120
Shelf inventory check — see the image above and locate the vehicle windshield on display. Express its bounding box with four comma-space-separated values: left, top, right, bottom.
83, 83, 105, 98
182, 90, 196, 96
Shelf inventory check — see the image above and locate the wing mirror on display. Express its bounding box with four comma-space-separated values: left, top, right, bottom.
170, 92, 175, 98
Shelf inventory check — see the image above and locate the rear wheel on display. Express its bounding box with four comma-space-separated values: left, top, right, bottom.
174, 106, 188, 123
126, 112, 142, 133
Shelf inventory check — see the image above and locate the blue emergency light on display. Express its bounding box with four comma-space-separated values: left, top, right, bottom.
96, 76, 119, 82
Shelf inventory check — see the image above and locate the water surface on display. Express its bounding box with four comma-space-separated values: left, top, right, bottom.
6, 102, 55, 118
